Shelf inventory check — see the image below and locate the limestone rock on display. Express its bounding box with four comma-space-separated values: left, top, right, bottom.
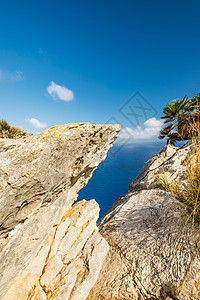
0, 123, 120, 299
129, 141, 194, 192
89, 142, 200, 299
2, 200, 109, 300
0, 123, 120, 240
89, 189, 200, 300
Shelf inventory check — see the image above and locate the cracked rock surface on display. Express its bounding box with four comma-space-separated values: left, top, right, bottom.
89, 143, 200, 300
129, 141, 194, 192
0, 123, 120, 300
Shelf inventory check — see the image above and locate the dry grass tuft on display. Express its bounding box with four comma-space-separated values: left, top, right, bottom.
0, 119, 29, 139
159, 113, 200, 226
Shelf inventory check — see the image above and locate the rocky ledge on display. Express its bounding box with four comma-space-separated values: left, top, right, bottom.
89, 142, 200, 300
0, 123, 120, 300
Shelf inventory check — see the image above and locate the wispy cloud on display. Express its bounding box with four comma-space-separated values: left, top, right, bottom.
118, 117, 164, 141
25, 118, 47, 129
47, 81, 74, 102
0, 70, 4, 80
38, 48, 46, 55
0, 69, 23, 81
10, 71, 23, 81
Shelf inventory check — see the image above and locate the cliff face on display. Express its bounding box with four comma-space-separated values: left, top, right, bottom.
1, 124, 200, 300
0, 123, 120, 300
129, 141, 194, 192
89, 142, 200, 300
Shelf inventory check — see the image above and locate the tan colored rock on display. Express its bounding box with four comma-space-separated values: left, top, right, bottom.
0, 123, 120, 300
2, 200, 109, 300
89, 142, 200, 300
0, 123, 120, 240
129, 142, 193, 192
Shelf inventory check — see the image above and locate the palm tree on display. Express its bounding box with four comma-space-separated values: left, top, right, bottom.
159, 94, 200, 144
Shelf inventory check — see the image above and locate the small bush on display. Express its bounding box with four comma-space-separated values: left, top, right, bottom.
0, 119, 28, 139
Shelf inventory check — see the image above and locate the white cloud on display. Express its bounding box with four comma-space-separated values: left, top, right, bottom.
25, 118, 47, 129
47, 81, 74, 102
118, 117, 164, 141
144, 117, 163, 128
0, 69, 23, 81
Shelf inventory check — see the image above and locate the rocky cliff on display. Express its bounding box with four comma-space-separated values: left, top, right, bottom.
1, 124, 200, 300
0, 123, 120, 300
89, 142, 200, 300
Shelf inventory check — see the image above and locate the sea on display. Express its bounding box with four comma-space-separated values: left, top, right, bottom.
77, 141, 166, 221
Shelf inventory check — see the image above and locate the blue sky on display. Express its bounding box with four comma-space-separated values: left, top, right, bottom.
0, 0, 200, 141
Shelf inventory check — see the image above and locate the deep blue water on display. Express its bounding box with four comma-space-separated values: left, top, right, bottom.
78, 141, 166, 221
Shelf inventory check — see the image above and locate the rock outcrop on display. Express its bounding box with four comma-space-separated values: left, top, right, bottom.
89, 143, 200, 300
0, 123, 120, 300
1, 123, 200, 300
129, 141, 194, 192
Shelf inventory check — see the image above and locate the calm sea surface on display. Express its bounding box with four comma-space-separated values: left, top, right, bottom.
78, 141, 166, 221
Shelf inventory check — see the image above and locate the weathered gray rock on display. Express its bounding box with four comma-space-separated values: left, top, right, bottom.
0, 123, 120, 300
89, 189, 200, 300
89, 142, 200, 300
129, 141, 194, 192
0, 123, 120, 240
2, 123, 200, 300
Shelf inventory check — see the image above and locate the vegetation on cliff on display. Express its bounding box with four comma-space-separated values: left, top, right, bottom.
0, 120, 29, 139
159, 93, 200, 145
159, 94, 200, 225
159, 141, 200, 225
